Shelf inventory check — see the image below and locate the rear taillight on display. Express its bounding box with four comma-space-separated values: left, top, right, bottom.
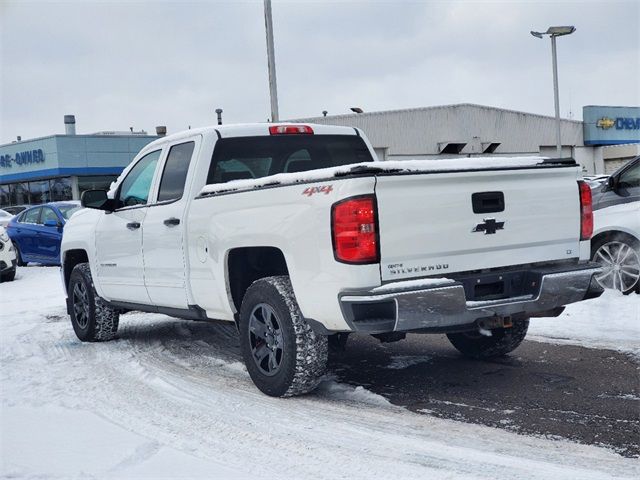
269, 125, 314, 135
578, 180, 593, 240
331, 195, 379, 264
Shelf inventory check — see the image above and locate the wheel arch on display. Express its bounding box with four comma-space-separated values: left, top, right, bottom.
62, 249, 89, 293
590, 229, 640, 255
226, 246, 290, 316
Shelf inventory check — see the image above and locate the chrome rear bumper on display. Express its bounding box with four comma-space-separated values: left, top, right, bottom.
339, 262, 603, 334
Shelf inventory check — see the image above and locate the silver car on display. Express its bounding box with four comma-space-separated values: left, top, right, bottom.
590, 156, 640, 294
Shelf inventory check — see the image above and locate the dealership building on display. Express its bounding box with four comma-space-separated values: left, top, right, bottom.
1, 105, 638, 208
0, 116, 160, 208
295, 104, 639, 174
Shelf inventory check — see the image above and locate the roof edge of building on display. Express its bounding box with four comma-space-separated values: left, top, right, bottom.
0, 133, 159, 149
291, 103, 583, 125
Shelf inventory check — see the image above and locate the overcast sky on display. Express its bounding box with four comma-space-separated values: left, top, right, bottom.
1, 0, 638, 144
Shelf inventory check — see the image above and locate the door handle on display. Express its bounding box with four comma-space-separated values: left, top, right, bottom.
126, 221, 141, 230
163, 217, 180, 227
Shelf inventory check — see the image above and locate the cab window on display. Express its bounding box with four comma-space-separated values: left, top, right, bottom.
117, 150, 162, 208
206, 135, 373, 185
157, 142, 195, 202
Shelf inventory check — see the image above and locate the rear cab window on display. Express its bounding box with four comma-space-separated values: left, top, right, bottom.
206, 135, 373, 185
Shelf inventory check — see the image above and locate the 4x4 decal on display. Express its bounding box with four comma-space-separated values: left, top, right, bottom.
302, 185, 333, 196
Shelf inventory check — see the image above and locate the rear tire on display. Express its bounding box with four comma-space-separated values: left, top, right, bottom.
68, 263, 119, 342
447, 318, 529, 359
239, 276, 328, 397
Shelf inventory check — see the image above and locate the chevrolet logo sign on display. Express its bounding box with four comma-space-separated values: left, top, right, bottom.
596, 117, 615, 130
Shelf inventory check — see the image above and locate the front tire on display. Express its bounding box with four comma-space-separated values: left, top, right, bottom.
239, 276, 328, 397
447, 318, 529, 359
0, 267, 15, 282
68, 263, 119, 342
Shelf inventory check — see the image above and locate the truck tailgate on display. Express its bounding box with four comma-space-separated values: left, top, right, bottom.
375, 166, 582, 282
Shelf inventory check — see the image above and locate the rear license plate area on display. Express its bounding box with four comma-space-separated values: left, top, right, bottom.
455, 270, 540, 302
474, 281, 504, 300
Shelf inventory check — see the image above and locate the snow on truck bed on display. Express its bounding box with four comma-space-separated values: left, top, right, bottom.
199, 156, 554, 195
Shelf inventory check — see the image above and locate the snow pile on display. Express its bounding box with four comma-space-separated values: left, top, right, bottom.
316, 377, 394, 407
529, 289, 640, 356
199, 157, 550, 195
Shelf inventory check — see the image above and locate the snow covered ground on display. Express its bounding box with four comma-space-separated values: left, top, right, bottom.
528, 289, 640, 357
1, 267, 638, 479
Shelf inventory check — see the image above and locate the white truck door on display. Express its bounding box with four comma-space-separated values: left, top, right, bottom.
142, 138, 200, 308
95, 149, 162, 303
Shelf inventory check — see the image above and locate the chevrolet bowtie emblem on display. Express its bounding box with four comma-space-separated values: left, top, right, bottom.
473, 218, 505, 235
596, 117, 615, 130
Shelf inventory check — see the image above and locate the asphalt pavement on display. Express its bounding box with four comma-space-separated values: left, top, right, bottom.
329, 333, 640, 457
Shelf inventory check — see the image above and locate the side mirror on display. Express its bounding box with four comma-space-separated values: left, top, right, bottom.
81, 189, 113, 211
607, 176, 618, 191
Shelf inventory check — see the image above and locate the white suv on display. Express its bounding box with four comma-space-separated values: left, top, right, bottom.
590, 157, 640, 294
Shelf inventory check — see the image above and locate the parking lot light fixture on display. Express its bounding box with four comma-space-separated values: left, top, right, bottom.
531, 25, 576, 158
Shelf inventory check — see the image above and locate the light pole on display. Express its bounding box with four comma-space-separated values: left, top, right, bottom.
264, 0, 279, 122
531, 26, 576, 158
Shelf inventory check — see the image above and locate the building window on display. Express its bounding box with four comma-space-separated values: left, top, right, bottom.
10, 182, 30, 206
0, 177, 75, 207
78, 175, 119, 196
50, 177, 73, 201
0, 184, 9, 207
28, 180, 51, 204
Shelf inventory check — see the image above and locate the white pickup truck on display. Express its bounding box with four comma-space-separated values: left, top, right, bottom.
61, 123, 603, 397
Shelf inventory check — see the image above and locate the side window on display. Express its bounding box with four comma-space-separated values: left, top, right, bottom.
117, 150, 162, 208
23, 207, 41, 224
157, 142, 195, 202
41, 207, 59, 223
618, 162, 640, 189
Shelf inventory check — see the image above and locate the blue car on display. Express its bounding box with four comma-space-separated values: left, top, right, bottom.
6, 202, 82, 266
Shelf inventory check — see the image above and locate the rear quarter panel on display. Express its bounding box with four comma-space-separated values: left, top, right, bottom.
593, 200, 640, 241
187, 176, 379, 330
